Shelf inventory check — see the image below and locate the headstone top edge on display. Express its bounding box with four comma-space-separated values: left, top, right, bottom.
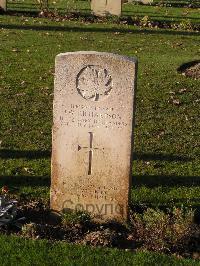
55, 51, 138, 64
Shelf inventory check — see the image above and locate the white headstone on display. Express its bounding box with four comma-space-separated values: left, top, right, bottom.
91, 0, 122, 16
51, 51, 137, 222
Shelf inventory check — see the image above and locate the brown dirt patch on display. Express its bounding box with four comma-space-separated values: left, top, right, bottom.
0, 199, 199, 260
178, 61, 200, 79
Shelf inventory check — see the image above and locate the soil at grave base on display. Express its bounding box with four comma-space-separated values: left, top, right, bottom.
0, 199, 133, 247
5, 9, 200, 31
179, 62, 200, 79
0, 199, 200, 260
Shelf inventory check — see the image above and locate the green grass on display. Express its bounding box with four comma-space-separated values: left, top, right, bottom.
6, 0, 200, 24
123, 4, 200, 23
0, 1, 200, 264
0, 234, 199, 266
0, 14, 199, 205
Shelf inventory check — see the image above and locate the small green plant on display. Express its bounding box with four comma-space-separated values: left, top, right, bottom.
130, 207, 198, 253
62, 210, 91, 226
21, 223, 38, 238
140, 16, 151, 27
179, 19, 193, 30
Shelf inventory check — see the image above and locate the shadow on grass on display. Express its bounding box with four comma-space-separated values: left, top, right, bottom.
132, 153, 199, 187
177, 59, 200, 73
0, 149, 192, 161
132, 175, 200, 187
0, 149, 199, 187
133, 152, 192, 162
4, 8, 90, 17
132, 1, 200, 8
0, 149, 51, 159
0, 175, 50, 187
0, 23, 199, 36
123, 10, 200, 21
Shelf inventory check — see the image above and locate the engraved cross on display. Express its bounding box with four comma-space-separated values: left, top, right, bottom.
78, 132, 103, 175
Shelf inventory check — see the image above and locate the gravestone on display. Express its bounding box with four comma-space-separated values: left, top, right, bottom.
140, 0, 153, 4
91, 0, 122, 16
51, 51, 137, 222
124, 0, 153, 4
129, 0, 153, 4
0, 0, 6, 11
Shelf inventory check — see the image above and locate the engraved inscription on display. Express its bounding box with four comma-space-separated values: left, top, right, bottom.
78, 132, 104, 175
76, 65, 112, 102
64, 182, 118, 201
59, 104, 128, 129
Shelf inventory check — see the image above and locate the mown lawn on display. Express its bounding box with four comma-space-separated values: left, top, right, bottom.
0, 1, 200, 264
1, 234, 200, 266
1, 233, 199, 266
6, 0, 200, 24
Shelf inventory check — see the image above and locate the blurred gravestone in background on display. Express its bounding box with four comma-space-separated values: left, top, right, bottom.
91, 0, 122, 16
0, 0, 6, 11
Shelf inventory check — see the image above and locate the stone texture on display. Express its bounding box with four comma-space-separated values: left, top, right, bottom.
51, 51, 137, 222
140, 0, 153, 4
124, 0, 153, 4
91, 0, 122, 16
132, 0, 153, 4
0, 0, 6, 11
91, 0, 105, 16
